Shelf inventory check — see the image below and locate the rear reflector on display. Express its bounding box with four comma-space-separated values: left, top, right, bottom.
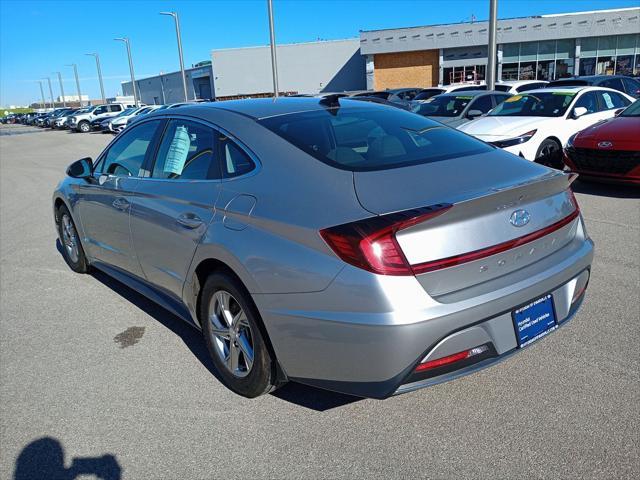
415, 345, 489, 372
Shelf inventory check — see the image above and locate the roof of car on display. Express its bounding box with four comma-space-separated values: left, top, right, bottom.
174, 97, 394, 120
436, 90, 495, 97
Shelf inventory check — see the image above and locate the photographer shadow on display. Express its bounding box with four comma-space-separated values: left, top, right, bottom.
14, 437, 121, 480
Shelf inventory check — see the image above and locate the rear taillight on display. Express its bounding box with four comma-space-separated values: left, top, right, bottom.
415, 345, 489, 372
320, 204, 452, 276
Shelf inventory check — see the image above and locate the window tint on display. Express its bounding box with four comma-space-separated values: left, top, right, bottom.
599, 78, 624, 92
597, 91, 631, 110
110, 105, 123, 112
97, 120, 160, 177
493, 85, 511, 92
453, 85, 487, 92
220, 137, 255, 178
414, 89, 444, 100
489, 92, 575, 117
573, 92, 599, 114
94, 106, 108, 115
259, 106, 492, 172
622, 77, 640, 95
469, 95, 493, 113
152, 120, 219, 180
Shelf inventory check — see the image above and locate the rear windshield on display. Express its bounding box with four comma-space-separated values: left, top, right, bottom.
258, 106, 492, 171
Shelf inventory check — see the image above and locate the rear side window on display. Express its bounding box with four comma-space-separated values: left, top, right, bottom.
152, 119, 219, 180
220, 137, 255, 178
259, 106, 493, 171
597, 91, 631, 110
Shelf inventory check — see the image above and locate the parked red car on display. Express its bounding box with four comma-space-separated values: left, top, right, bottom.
563, 100, 640, 185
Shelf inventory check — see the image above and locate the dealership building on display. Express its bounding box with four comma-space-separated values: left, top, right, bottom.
360, 7, 640, 90
123, 7, 639, 101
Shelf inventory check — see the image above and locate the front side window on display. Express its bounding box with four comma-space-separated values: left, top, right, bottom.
259, 105, 492, 172
572, 92, 599, 114
489, 92, 575, 117
599, 78, 624, 92
93, 106, 108, 115
152, 120, 219, 180
96, 120, 160, 177
109, 105, 123, 112
469, 95, 493, 114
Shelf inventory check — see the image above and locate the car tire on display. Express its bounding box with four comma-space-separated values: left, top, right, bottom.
78, 121, 90, 133
535, 138, 563, 169
56, 204, 90, 273
200, 271, 277, 398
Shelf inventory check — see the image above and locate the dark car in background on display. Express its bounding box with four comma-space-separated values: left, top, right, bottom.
548, 75, 640, 98
564, 100, 640, 185
410, 90, 512, 128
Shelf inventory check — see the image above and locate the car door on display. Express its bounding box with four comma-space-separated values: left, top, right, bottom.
129, 117, 221, 298
564, 91, 609, 142
75, 119, 163, 276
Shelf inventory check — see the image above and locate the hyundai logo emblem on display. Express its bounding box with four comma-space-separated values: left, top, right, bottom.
597, 141, 613, 149
510, 209, 531, 227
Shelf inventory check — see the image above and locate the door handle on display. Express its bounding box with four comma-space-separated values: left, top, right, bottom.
112, 197, 130, 211
177, 212, 203, 229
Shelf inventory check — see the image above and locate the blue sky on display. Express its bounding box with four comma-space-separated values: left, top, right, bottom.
1, 0, 638, 106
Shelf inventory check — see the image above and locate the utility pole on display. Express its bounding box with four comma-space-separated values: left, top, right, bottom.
45, 77, 55, 109
160, 12, 188, 102
38, 81, 46, 110
54, 72, 66, 107
267, 0, 279, 97
486, 0, 498, 89
66, 64, 83, 106
115, 38, 139, 106
86, 53, 106, 104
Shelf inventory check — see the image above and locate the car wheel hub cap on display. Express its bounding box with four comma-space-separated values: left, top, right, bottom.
208, 290, 254, 378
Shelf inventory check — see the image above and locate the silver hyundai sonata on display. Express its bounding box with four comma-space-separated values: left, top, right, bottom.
52, 97, 593, 398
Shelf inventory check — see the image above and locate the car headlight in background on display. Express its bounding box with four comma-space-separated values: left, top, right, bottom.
490, 129, 537, 148
565, 132, 578, 150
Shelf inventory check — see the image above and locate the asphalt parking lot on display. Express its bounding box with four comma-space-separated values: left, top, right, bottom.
0, 123, 638, 480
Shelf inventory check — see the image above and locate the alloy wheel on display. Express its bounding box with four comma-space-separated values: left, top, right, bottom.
61, 214, 79, 263
208, 290, 254, 377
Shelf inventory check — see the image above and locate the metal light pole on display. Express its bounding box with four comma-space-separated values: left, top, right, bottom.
486, 0, 498, 89
160, 11, 188, 102
45, 77, 55, 109
86, 53, 106, 104
66, 64, 83, 106
54, 72, 66, 107
115, 37, 139, 106
38, 81, 46, 110
267, 0, 279, 98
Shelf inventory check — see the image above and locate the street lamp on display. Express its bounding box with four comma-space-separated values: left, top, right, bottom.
85, 53, 106, 104
486, 0, 498, 89
44, 77, 55, 109
53, 72, 66, 107
160, 11, 188, 102
267, 0, 279, 98
114, 37, 139, 106
37, 81, 46, 110
66, 64, 83, 107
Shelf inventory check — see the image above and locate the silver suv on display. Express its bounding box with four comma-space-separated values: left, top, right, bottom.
52, 99, 593, 399
68, 103, 134, 133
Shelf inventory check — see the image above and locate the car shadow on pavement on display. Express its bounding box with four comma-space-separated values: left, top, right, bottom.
56, 241, 362, 411
572, 180, 639, 199
14, 437, 121, 480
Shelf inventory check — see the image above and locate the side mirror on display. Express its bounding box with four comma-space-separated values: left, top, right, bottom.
614, 108, 625, 116
66, 157, 93, 178
572, 107, 588, 119
467, 109, 483, 119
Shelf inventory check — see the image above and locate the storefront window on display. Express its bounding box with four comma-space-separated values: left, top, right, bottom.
555, 59, 574, 78
597, 36, 617, 56
596, 56, 616, 75
580, 57, 596, 76
615, 55, 634, 75
518, 62, 536, 80
537, 60, 555, 80
501, 63, 518, 80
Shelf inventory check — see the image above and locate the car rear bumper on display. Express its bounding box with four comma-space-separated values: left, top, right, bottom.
254, 229, 594, 399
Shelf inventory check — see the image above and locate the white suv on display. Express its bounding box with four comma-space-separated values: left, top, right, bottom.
68, 103, 135, 133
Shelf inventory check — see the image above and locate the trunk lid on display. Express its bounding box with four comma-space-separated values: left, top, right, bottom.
353, 149, 579, 297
